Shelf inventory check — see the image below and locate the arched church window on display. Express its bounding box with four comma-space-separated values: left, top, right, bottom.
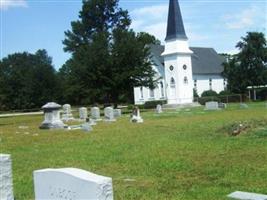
160, 82, 164, 97
140, 87, 144, 99
184, 77, 188, 84
183, 65, 187, 70
170, 77, 176, 88
169, 65, 174, 71
149, 88, 155, 98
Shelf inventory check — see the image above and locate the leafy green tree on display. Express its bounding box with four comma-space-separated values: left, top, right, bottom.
0, 50, 58, 110
62, 0, 156, 104
223, 32, 267, 93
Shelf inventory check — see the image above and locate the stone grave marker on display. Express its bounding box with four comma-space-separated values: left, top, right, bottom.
91, 107, 102, 121
205, 101, 220, 110
104, 107, 116, 122
228, 191, 267, 200
0, 154, 14, 200
131, 107, 143, 123
40, 102, 66, 129
61, 104, 74, 121
79, 107, 88, 121
218, 102, 227, 109
156, 105, 162, 114
240, 103, 249, 109
113, 109, 122, 118
33, 168, 113, 200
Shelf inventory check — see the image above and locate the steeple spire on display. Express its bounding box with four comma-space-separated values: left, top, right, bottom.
165, 0, 187, 41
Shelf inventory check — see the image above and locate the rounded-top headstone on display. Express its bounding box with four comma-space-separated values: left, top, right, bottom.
79, 107, 88, 120
91, 107, 101, 121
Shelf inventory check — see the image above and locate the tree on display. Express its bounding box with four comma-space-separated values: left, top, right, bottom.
62, 0, 156, 104
0, 50, 58, 110
223, 32, 267, 93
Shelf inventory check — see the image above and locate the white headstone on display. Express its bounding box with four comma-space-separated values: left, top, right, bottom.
205, 101, 220, 110
104, 107, 116, 122
156, 105, 162, 114
91, 107, 102, 121
0, 154, 14, 200
61, 104, 74, 121
228, 191, 267, 200
130, 107, 143, 123
79, 107, 88, 120
40, 102, 66, 129
113, 109, 122, 118
33, 168, 113, 200
218, 102, 227, 109
240, 103, 249, 109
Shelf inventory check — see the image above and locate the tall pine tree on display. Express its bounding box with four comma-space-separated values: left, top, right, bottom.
62, 0, 156, 104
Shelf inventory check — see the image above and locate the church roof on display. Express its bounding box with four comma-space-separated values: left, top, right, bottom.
165, 0, 188, 41
149, 44, 225, 75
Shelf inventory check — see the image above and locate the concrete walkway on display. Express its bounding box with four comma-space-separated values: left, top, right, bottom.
0, 111, 43, 118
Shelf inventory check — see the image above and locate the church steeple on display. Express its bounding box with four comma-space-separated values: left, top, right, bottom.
165, 0, 187, 41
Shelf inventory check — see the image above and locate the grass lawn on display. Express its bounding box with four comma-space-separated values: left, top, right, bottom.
1, 102, 267, 200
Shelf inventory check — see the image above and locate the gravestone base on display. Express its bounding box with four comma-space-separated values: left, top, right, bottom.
61, 114, 75, 122
130, 117, 144, 123
40, 121, 67, 130
104, 118, 117, 122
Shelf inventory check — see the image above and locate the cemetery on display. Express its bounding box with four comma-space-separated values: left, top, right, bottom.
1, 0, 266, 199
0, 102, 267, 199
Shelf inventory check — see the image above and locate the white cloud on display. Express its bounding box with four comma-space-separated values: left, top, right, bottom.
223, 6, 266, 29
130, 4, 207, 43
0, 0, 27, 10
130, 4, 168, 42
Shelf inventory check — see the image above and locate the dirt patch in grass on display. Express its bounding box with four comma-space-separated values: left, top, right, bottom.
219, 119, 267, 136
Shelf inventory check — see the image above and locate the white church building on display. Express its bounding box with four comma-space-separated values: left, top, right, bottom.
134, 0, 226, 105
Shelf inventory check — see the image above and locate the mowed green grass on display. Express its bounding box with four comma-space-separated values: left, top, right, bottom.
1, 103, 267, 200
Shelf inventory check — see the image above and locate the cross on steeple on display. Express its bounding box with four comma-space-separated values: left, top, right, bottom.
165, 0, 188, 41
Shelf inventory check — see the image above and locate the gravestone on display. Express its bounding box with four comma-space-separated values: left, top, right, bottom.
227, 191, 267, 200
104, 107, 116, 122
40, 102, 66, 129
61, 104, 74, 121
81, 119, 93, 132
88, 118, 97, 126
79, 107, 88, 121
205, 101, 220, 110
113, 109, 122, 118
0, 154, 14, 200
240, 103, 249, 109
91, 107, 102, 121
33, 168, 113, 200
130, 107, 143, 123
218, 102, 227, 109
156, 105, 162, 114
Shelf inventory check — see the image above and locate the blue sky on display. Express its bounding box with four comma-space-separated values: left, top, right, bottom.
1, 0, 266, 70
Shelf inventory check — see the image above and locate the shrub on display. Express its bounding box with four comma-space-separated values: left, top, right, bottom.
143, 100, 167, 109
219, 90, 234, 96
201, 90, 218, 97
198, 96, 221, 105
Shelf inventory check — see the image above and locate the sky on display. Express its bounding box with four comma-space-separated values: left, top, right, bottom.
1, 0, 266, 70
